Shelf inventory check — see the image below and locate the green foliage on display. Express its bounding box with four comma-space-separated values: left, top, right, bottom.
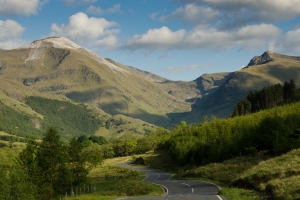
88, 135, 108, 145
231, 149, 300, 199
82, 143, 104, 168
107, 130, 169, 157
0, 100, 42, 138
158, 101, 300, 165
25, 96, 102, 140
0, 165, 36, 200
16, 128, 93, 200
232, 79, 300, 117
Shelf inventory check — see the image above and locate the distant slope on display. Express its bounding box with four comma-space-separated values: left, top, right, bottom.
1, 37, 300, 134
184, 51, 300, 122
0, 37, 194, 127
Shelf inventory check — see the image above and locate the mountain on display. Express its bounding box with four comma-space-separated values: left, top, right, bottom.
181, 51, 300, 122
0, 37, 300, 138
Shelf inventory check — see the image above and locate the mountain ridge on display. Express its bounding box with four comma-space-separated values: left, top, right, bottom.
1, 37, 300, 137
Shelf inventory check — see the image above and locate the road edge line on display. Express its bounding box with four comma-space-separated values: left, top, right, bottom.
216, 195, 223, 200
152, 183, 168, 196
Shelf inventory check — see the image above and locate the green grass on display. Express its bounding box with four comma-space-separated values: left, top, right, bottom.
232, 149, 300, 199
68, 155, 164, 200
0, 140, 26, 166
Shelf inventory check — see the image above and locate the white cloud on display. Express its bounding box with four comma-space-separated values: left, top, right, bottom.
0, 0, 45, 16
121, 24, 281, 51
123, 26, 186, 50
96, 35, 118, 47
50, 12, 119, 46
180, 0, 300, 22
64, 0, 96, 6
160, 4, 219, 26
0, 39, 28, 50
0, 20, 27, 49
275, 28, 300, 53
86, 4, 122, 15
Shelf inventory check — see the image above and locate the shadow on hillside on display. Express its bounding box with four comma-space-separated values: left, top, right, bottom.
66, 89, 172, 128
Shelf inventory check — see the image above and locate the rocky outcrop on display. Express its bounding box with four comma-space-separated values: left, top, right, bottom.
247, 51, 274, 67
246, 51, 300, 68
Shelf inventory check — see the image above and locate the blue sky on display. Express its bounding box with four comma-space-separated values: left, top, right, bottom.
1, 0, 300, 81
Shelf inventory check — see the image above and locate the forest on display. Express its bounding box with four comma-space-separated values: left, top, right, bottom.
231, 79, 300, 116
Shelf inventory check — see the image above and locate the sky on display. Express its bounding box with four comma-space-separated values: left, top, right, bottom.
1, 0, 300, 81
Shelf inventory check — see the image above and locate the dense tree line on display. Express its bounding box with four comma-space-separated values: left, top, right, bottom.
232, 79, 300, 117
157, 101, 300, 166
0, 128, 103, 200
77, 135, 108, 147
76, 128, 169, 159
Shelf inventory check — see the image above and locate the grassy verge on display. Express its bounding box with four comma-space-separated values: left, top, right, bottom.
68, 155, 164, 200
232, 149, 300, 199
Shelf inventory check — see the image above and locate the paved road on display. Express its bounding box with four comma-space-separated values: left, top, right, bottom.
117, 163, 227, 200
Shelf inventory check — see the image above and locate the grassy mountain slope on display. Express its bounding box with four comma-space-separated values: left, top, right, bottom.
1, 37, 300, 137
183, 51, 300, 122
0, 37, 194, 127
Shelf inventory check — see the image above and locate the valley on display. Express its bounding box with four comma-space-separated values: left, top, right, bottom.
1, 37, 300, 200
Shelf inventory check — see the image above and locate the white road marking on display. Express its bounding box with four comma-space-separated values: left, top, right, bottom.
200, 180, 222, 191
216, 195, 223, 200
182, 183, 191, 187
152, 183, 168, 196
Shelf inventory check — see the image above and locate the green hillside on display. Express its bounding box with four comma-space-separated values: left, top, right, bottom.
182, 51, 300, 123
1, 38, 300, 136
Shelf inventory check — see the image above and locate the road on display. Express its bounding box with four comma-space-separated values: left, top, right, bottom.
117, 163, 227, 200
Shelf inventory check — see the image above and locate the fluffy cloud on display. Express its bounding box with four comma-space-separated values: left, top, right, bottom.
123, 26, 186, 50
86, 4, 122, 15
51, 12, 119, 46
0, 0, 44, 16
275, 27, 300, 53
179, 0, 300, 22
0, 20, 26, 49
64, 0, 96, 6
122, 24, 281, 51
160, 4, 219, 26
96, 35, 118, 47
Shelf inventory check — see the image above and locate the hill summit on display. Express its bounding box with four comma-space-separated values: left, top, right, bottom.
247, 51, 300, 67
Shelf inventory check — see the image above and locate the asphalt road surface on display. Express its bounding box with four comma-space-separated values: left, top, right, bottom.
117, 163, 227, 200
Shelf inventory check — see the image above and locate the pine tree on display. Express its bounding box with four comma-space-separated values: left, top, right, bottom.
36, 128, 68, 199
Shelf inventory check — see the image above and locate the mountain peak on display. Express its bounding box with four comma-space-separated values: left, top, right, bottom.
246, 51, 274, 67
246, 51, 300, 68
28, 36, 82, 50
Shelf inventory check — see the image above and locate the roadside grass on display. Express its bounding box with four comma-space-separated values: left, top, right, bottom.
232, 149, 300, 200
67, 155, 164, 200
180, 156, 259, 184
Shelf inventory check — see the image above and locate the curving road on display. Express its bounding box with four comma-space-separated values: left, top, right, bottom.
117, 163, 227, 200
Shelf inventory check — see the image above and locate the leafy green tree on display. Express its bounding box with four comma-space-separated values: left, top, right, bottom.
0, 166, 36, 200
88, 135, 108, 145
77, 135, 92, 147
68, 138, 89, 189
36, 128, 68, 199
17, 128, 92, 199
82, 143, 104, 168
